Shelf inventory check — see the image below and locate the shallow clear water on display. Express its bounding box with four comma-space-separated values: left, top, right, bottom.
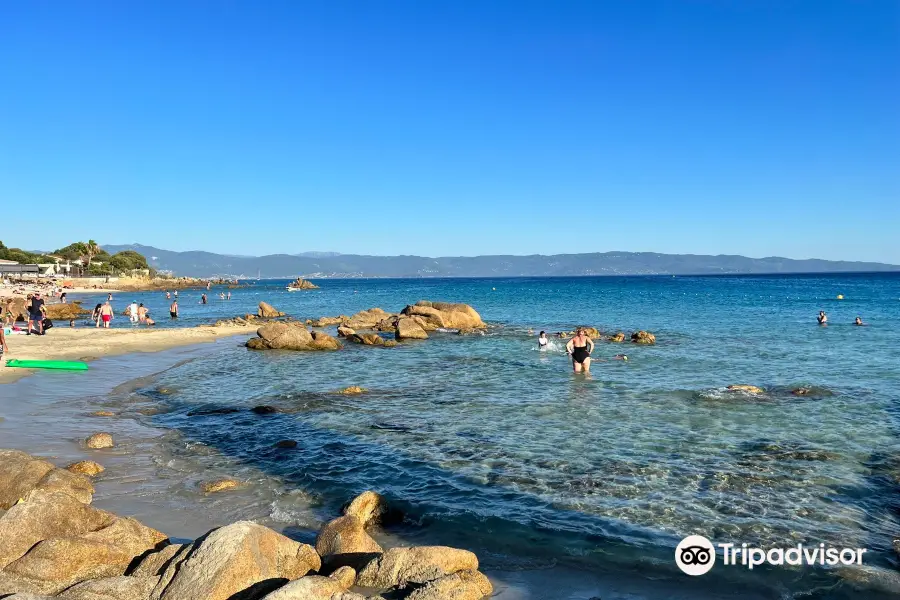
20, 274, 900, 597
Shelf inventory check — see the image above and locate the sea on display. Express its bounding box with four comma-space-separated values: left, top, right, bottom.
4, 273, 900, 599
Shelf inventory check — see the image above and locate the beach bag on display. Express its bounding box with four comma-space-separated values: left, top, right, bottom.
42, 318, 54, 331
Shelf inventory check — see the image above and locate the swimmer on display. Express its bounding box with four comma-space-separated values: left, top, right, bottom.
538, 331, 549, 349
817, 311, 827, 325
613, 354, 628, 361
565, 328, 594, 373
854, 316, 865, 326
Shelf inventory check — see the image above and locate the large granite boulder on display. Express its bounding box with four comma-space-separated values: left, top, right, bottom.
0, 491, 167, 595
257, 302, 285, 318
405, 570, 493, 600
402, 301, 485, 330
346, 308, 397, 330
356, 546, 479, 589
0, 450, 94, 509
55, 575, 161, 600
259, 570, 357, 600
151, 521, 320, 600
316, 492, 386, 571
395, 317, 428, 340
287, 278, 319, 290
348, 333, 385, 346
337, 326, 356, 338
44, 302, 90, 320
247, 323, 341, 351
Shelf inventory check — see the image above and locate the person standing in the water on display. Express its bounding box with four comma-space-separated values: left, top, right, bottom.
538, 331, 549, 350
565, 328, 594, 373
170, 299, 179, 318
818, 311, 827, 325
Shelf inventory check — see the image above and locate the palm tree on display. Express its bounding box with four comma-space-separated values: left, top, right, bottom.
82, 240, 101, 267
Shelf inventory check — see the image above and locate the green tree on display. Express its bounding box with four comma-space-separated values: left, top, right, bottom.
109, 250, 149, 272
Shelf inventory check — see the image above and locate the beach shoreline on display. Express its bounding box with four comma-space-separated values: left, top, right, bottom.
0, 325, 257, 384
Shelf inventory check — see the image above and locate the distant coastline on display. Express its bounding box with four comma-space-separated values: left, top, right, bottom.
103, 244, 900, 279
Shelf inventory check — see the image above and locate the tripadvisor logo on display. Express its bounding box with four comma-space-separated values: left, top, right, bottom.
675, 535, 867, 576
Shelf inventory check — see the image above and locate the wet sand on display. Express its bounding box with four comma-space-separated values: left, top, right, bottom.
0, 324, 257, 383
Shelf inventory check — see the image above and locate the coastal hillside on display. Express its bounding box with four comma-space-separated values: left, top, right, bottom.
102, 244, 900, 279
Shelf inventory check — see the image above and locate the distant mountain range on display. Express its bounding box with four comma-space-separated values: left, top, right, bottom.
100, 244, 900, 279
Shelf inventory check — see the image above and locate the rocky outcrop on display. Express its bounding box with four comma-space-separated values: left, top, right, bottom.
337, 326, 355, 337
0, 491, 166, 595
56, 574, 161, 600
406, 569, 493, 600
287, 278, 319, 290
257, 302, 285, 318
213, 315, 258, 327
0, 450, 94, 509
247, 323, 342, 351
457, 328, 485, 336
373, 317, 400, 332
346, 308, 397, 330
401, 302, 485, 330
259, 572, 355, 600
85, 433, 114, 449
66, 461, 105, 477
396, 317, 428, 340
44, 302, 90, 321
316, 492, 386, 571
151, 521, 320, 600
631, 331, 656, 344
308, 316, 345, 327
356, 546, 480, 588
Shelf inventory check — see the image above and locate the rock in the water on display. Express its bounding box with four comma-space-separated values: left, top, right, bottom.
309, 316, 344, 327
456, 328, 485, 336
574, 326, 601, 338
65, 461, 105, 478
56, 575, 160, 600
356, 546, 479, 589
403, 301, 486, 330
247, 322, 322, 351
251, 405, 281, 414
257, 301, 285, 318
337, 326, 356, 337
152, 521, 320, 600
346, 308, 397, 330
337, 386, 368, 395
373, 317, 400, 332
85, 433, 114, 449
0, 491, 167, 595
0, 450, 93, 509
396, 317, 428, 340
405, 569, 494, 600
309, 331, 342, 351
91, 411, 116, 417
201, 479, 240, 493
631, 331, 656, 344
382, 340, 398, 348
727, 385, 765, 394
274, 440, 298, 449
607, 332, 625, 342
348, 333, 385, 346
287, 277, 319, 290
43, 302, 90, 321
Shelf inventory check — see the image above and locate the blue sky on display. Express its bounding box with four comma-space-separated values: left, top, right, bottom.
1, 1, 898, 261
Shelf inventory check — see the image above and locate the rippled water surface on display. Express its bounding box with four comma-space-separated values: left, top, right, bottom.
44, 275, 900, 596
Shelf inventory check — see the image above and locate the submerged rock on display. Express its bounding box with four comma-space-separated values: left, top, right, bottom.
65, 461, 105, 478
337, 386, 368, 395
274, 440, 298, 449
201, 479, 240, 493
251, 405, 281, 414
607, 332, 626, 342
257, 301, 285, 318
85, 433, 114, 449
91, 411, 116, 417
727, 385, 765, 395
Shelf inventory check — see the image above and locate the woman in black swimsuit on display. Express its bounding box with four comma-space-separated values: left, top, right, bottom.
565, 328, 594, 373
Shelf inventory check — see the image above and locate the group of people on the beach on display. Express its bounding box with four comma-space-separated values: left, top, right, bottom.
817, 311, 866, 326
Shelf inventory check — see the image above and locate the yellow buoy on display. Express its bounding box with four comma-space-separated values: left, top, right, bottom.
837, 294, 844, 300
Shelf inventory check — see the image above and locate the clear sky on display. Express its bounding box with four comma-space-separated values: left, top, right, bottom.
1, 1, 898, 262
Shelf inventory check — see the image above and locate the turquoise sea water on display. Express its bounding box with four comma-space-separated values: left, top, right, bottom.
73, 274, 900, 597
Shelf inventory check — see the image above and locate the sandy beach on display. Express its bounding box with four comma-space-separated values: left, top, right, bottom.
0, 324, 257, 384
